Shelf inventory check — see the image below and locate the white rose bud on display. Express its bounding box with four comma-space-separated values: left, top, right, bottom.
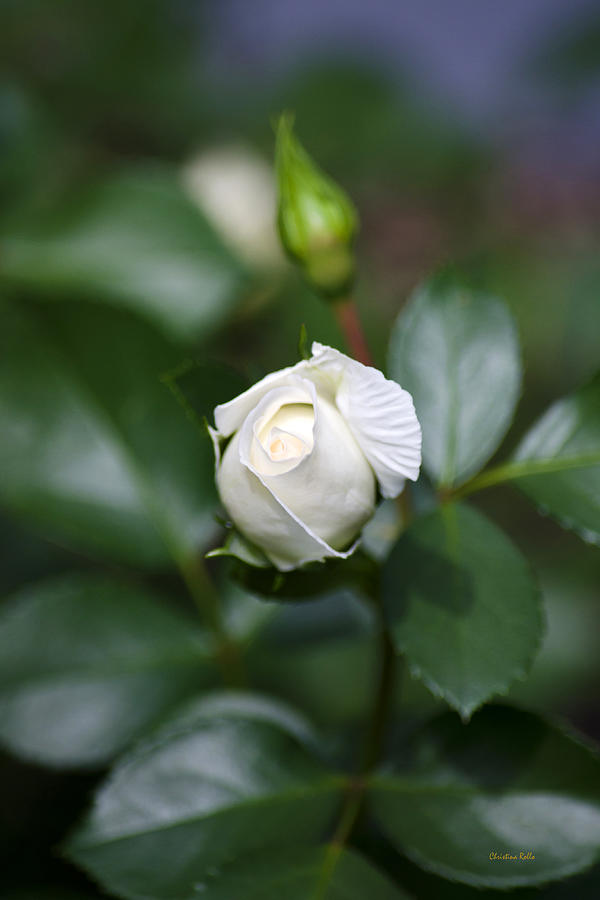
181, 144, 284, 269
210, 342, 422, 571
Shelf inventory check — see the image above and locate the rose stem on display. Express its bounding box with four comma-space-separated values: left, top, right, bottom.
333, 296, 374, 366
318, 577, 398, 890
361, 610, 398, 773
317, 295, 400, 889
178, 553, 246, 687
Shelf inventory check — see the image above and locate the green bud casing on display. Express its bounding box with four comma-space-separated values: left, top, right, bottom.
275, 113, 358, 298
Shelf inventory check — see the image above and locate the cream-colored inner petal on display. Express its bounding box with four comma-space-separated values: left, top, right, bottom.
267, 429, 306, 461
249, 402, 313, 475
259, 403, 314, 450
250, 402, 315, 475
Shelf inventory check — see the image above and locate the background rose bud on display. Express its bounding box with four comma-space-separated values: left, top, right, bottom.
210, 342, 422, 570
181, 143, 284, 270
275, 114, 358, 297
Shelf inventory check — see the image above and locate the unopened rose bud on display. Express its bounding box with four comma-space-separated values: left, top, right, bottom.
275, 114, 358, 297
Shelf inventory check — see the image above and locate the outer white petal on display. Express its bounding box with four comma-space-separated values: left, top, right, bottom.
214, 361, 312, 437
309, 342, 422, 498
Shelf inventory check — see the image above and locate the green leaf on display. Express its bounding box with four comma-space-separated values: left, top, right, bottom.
0, 574, 214, 767
512, 372, 600, 545
382, 504, 542, 718
0, 1, 209, 148
369, 704, 600, 888
230, 551, 378, 603
65, 692, 343, 900
161, 358, 248, 435
507, 549, 600, 712
248, 589, 378, 724
388, 277, 521, 487
220, 580, 275, 644
186, 845, 410, 899
0, 168, 247, 341
0, 301, 219, 567
150, 691, 324, 754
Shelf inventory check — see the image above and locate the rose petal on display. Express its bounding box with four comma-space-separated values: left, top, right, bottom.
214, 362, 311, 436
310, 342, 422, 498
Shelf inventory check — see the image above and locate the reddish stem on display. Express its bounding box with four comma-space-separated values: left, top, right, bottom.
334, 297, 374, 367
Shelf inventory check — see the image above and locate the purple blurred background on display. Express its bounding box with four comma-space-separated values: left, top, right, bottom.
205, 0, 600, 166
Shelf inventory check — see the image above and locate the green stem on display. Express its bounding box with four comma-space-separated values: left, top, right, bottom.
318, 587, 397, 894
315, 778, 363, 898
177, 554, 222, 635
314, 296, 398, 895
177, 553, 245, 687
444, 453, 600, 502
361, 619, 398, 774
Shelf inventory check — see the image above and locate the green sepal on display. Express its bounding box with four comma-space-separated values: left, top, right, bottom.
207, 527, 272, 569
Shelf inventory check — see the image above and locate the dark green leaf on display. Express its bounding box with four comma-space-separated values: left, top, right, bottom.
248, 590, 378, 724
148, 691, 324, 754
512, 372, 600, 545
388, 278, 521, 486
65, 692, 343, 899
220, 581, 275, 643
161, 358, 248, 435
230, 551, 378, 603
0, 574, 214, 767
369, 704, 600, 887
186, 845, 410, 899
0, 0, 210, 148
0, 168, 247, 341
0, 301, 219, 567
507, 549, 600, 712
383, 504, 542, 717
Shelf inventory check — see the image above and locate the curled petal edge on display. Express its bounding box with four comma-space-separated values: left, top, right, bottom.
310, 342, 422, 498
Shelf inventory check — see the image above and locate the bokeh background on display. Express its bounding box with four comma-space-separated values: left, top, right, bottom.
1, 1, 599, 896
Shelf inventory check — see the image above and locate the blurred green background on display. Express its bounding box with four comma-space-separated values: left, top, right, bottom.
0, 0, 599, 896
